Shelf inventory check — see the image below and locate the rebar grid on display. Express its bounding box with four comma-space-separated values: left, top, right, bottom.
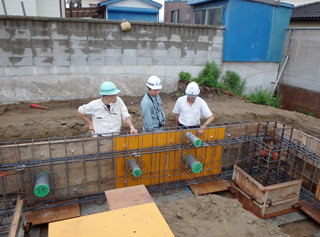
0, 121, 319, 233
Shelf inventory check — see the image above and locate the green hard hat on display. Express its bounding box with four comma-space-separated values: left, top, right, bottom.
100, 81, 120, 96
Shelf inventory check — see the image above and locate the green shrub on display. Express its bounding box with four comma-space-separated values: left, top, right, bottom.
295, 109, 317, 118
197, 62, 221, 87
175, 92, 184, 98
246, 89, 281, 108
179, 71, 192, 82
221, 71, 245, 96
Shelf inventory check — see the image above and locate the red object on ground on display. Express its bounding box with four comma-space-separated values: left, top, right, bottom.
30, 104, 49, 110
0, 171, 7, 177
272, 151, 279, 160
260, 149, 268, 157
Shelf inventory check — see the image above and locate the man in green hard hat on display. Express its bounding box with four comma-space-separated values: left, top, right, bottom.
78, 81, 138, 136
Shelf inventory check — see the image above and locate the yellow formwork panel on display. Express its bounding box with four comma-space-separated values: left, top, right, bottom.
114, 127, 225, 188
49, 202, 174, 237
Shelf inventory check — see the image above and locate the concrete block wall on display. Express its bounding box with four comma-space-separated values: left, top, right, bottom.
0, 16, 224, 104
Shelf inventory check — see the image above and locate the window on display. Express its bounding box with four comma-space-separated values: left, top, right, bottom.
171, 9, 179, 23
193, 7, 223, 26
194, 9, 205, 25
207, 8, 223, 26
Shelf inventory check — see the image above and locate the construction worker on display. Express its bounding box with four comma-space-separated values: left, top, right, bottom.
173, 81, 214, 135
78, 81, 138, 136
140, 75, 166, 132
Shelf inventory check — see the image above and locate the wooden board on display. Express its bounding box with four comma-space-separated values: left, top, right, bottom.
232, 165, 302, 204
105, 185, 153, 210
8, 196, 23, 237
48, 202, 174, 237
189, 180, 231, 195
316, 180, 320, 200
233, 183, 298, 218
299, 200, 320, 224
25, 200, 80, 226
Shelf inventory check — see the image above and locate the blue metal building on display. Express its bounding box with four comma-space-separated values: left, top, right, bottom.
99, 0, 162, 22
188, 0, 293, 62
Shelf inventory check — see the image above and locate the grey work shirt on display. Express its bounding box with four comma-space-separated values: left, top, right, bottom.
78, 97, 131, 136
140, 92, 165, 132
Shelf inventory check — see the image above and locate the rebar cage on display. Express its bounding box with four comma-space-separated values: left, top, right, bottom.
0, 121, 319, 234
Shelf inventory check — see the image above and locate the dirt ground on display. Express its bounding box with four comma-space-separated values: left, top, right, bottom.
159, 194, 289, 237
1, 86, 320, 236
1, 87, 320, 142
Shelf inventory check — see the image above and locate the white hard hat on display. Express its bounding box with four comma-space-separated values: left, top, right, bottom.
146, 75, 162, 90
185, 82, 200, 96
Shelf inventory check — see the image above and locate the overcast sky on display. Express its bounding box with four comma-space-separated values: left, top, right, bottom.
281, 0, 318, 6
154, 0, 164, 22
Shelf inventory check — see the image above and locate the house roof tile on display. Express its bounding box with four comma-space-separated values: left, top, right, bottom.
292, 1, 320, 20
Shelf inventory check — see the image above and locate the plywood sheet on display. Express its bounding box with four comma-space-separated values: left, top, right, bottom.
299, 200, 320, 224
25, 200, 80, 226
114, 127, 225, 188
189, 180, 231, 195
105, 185, 153, 210
48, 202, 174, 237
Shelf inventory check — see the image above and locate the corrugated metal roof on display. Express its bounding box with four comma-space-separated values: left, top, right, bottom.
99, 0, 162, 8
291, 1, 320, 19
188, 0, 292, 8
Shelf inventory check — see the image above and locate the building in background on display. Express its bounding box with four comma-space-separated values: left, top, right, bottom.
290, 1, 320, 27
164, 0, 192, 23
0, 0, 65, 17
98, 0, 162, 22
165, 0, 293, 63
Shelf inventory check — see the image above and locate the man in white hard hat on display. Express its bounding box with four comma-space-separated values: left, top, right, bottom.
140, 75, 166, 132
78, 81, 138, 136
172, 81, 214, 135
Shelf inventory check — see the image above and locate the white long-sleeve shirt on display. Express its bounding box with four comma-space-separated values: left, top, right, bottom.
78, 97, 131, 136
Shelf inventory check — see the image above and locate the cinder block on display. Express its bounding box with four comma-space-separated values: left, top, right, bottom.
137, 49, 152, 57
71, 48, 88, 56
51, 31, 69, 40
33, 48, 53, 57
35, 66, 55, 75
121, 56, 137, 65
179, 57, 194, 65
169, 34, 182, 42
52, 47, 71, 56
105, 56, 121, 65
88, 56, 105, 66
31, 39, 53, 48
0, 67, 6, 77
195, 50, 208, 58
54, 56, 71, 66
167, 47, 181, 58
137, 57, 152, 65
0, 29, 10, 39
152, 50, 167, 58
194, 57, 208, 66
105, 49, 121, 57
198, 35, 209, 43
55, 66, 71, 74
12, 48, 33, 57
0, 47, 12, 57
34, 56, 54, 66
0, 56, 12, 66
71, 56, 88, 66
11, 56, 33, 66
6, 66, 34, 76
53, 40, 69, 49
15, 29, 31, 39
